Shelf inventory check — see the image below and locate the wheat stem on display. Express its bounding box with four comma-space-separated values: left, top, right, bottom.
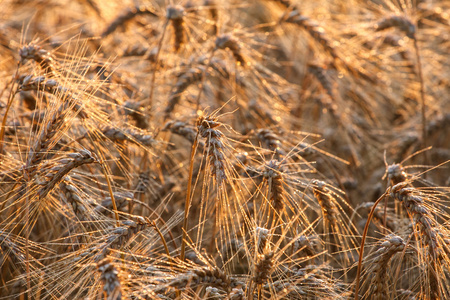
355, 190, 388, 300
180, 130, 199, 261
0, 63, 19, 154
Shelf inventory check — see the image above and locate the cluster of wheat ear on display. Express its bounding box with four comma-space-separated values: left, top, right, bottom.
0, 0, 449, 299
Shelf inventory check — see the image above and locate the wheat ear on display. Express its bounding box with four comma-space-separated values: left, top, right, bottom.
369, 235, 405, 299
19, 44, 55, 75
96, 258, 123, 300
102, 5, 157, 37
215, 34, 246, 66
374, 15, 427, 165
197, 115, 227, 186
166, 5, 186, 52
164, 66, 205, 119
36, 149, 97, 199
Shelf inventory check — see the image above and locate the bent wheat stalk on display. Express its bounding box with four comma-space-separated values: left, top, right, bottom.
354, 190, 389, 300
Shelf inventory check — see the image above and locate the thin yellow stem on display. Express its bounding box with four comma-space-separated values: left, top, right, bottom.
88, 130, 120, 227
0, 64, 20, 154
413, 38, 428, 170
180, 131, 199, 261
354, 191, 388, 300
152, 220, 171, 259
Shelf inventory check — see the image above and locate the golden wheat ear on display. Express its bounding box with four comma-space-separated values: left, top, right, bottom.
166, 5, 186, 53
96, 258, 123, 300
19, 44, 56, 76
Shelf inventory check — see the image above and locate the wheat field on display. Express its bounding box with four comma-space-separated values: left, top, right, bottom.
0, 0, 449, 299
